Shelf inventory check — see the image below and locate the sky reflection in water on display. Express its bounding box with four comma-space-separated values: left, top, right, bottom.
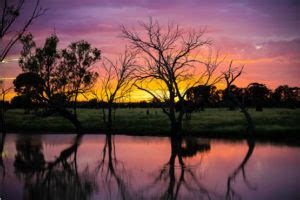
0, 134, 299, 200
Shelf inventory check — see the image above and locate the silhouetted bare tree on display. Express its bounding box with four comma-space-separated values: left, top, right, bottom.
97, 48, 137, 128
223, 61, 255, 133
121, 19, 223, 133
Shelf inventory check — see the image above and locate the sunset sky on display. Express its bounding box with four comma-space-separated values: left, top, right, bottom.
1, 0, 300, 100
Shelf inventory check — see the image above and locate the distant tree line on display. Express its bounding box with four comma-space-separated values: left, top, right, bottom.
8, 83, 299, 110
186, 83, 299, 111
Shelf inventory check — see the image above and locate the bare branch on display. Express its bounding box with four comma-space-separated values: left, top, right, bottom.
96, 48, 137, 126
121, 18, 228, 131
0, 0, 46, 62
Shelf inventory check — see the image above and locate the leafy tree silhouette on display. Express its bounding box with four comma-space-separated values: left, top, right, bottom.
60, 40, 100, 118
247, 82, 271, 112
15, 33, 100, 131
273, 85, 299, 108
13, 72, 44, 113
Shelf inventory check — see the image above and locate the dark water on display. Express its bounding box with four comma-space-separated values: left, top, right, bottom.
0, 134, 299, 200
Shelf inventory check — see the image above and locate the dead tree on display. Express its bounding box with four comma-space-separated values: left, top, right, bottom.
222, 62, 257, 199
223, 61, 255, 133
121, 19, 222, 134
98, 48, 137, 129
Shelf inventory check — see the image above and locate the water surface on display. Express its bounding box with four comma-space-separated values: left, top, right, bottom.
0, 134, 299, 200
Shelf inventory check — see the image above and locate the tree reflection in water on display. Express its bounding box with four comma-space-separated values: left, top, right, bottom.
8, 132, 259, 200
95, 131, 132, 200
137, 134, 218, 200
14, 134, 97, 200
0, 133, 5, 177
226, 136, 256, 200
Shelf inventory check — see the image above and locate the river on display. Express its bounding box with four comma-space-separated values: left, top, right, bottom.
0, 134, 299, 200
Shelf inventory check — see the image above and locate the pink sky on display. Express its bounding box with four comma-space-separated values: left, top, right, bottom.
1, 0, 300, 92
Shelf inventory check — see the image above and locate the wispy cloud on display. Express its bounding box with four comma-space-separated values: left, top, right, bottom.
1, 0, 299, 89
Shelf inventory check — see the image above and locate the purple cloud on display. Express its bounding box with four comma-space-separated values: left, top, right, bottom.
1, 0, 299, 90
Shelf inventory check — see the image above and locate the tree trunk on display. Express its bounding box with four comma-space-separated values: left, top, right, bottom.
170, 111, 183, 134
229, 104, 236, 111
169, 93, 183, 134
102, 107, 106, 123
176, 111, 184, 131
170, 115, 183, 136
200, 103, 205, 111
255, 98, 263, 111
171, 121, 182, 134
226, 89, 255, 133
56, 107, 82, 132
107, 105, 112, 129
240, 107, 255, 133
73, 93, 78, 119
255, 105, 263, 112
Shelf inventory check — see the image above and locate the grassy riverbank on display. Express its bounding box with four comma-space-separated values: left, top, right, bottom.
4, 108, 300, 139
